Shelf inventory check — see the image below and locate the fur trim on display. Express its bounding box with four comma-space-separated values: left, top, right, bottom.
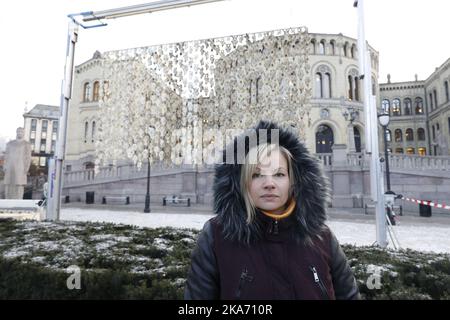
213, 121, 331, 244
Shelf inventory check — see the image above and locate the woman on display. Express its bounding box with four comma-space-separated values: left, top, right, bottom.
184, 121, 360, 300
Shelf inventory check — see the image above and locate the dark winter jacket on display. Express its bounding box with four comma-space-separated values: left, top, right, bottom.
184, 121, 360, 300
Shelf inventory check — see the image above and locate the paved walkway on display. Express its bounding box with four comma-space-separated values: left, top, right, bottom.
62, 202, 450, 227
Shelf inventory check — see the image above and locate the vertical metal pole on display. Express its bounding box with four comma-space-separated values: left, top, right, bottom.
51, 20, 79, 221
144, 160, 151, 213
355, 0, 387, 247
383, 126, 391, 191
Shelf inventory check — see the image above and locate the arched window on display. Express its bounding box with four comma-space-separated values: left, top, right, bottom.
343, 42, 349, 57
382, 99, 390, 114
395, 129, 402, 142
91, 121, 96, 142
445, 81, 449, 102
347, 69, 359, 101
315, 65, 332, 98
351, 44, 357, 58
415, 97, 424, 114
406, 128, 414, 141
417, 128, 425, 141
93, 81, 100, 101
418, 147, 426, 156
84, 121, 89, 143
315, 125, 334, 153
324, 73, 331, 98
392, 99, 401, 116
354, 76, 359, 101
348, 75, 354, 100
404, 98, 412, 115
310, 39, 316, 54
315, 73, 323, 98
330, 40, 336, 55
83, 82, 91, 102
354, 127, 361, 153
319, 40, 326, 55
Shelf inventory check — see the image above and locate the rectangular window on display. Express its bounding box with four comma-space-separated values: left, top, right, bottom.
40, 139, 47, 152
51, 140, 56, 152
39, 157, 46, 167
66, 165, 72, 172
30, 139, 35, 151
52, 121, 58, 133
31, 119, 37, 131
30, 131, 36, 139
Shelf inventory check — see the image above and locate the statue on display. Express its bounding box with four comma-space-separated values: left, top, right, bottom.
4, 127, 32, 199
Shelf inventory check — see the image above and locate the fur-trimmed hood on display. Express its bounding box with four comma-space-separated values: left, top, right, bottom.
213, 121, 331, 245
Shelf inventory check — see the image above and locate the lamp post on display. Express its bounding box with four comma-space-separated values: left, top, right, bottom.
144, 126, 155, 213
378, 112, 391, 192
144, 159, 151, 213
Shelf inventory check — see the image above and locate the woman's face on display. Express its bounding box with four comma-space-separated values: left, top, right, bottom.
249, 150, 290, 214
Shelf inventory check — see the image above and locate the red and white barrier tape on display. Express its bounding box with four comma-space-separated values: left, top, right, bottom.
402, 197, 450, 210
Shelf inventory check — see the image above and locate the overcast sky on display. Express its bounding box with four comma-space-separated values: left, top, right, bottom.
0, 0, 448, 143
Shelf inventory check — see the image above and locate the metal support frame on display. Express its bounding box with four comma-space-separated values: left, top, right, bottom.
355, 0, 387, 247
48, 0, 225, 220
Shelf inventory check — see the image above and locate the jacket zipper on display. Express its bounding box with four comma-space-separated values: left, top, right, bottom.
235, 268, 254, 299
309, 266, 330, 300
270, 219, 279, 235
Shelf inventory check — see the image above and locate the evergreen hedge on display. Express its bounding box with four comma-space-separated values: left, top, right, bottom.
0, 218, 449, 299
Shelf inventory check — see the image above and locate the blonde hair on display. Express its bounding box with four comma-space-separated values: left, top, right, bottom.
240, 143, 295, 224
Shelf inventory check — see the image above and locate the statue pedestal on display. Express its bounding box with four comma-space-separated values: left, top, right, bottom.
5, 185, 25, 200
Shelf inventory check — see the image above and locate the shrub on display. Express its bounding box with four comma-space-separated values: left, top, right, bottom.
0, 218, 449, 299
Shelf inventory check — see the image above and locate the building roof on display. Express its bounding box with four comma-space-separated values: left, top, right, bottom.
23, 104, 60, 119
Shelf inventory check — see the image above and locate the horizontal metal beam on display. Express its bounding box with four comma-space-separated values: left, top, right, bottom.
81, 0, 226, 22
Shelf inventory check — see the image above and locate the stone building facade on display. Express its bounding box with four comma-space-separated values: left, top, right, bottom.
65, 33, 380, 171
379, 58, 450, 156
61, 30, 450, 211
23, 104, 59, 169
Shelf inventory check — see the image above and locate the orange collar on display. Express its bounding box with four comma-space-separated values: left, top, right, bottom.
260, 199, 296, 220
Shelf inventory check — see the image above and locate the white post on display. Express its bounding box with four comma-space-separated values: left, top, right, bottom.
50, 20, 79, 221
46, 157, 57, 220
355, 0, 387, 247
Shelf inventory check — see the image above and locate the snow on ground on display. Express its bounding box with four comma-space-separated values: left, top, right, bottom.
59, 208, 450, 254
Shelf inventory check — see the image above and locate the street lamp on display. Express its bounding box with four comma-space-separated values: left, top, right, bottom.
378, 112, 391, 191
144, 126, 155, 213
